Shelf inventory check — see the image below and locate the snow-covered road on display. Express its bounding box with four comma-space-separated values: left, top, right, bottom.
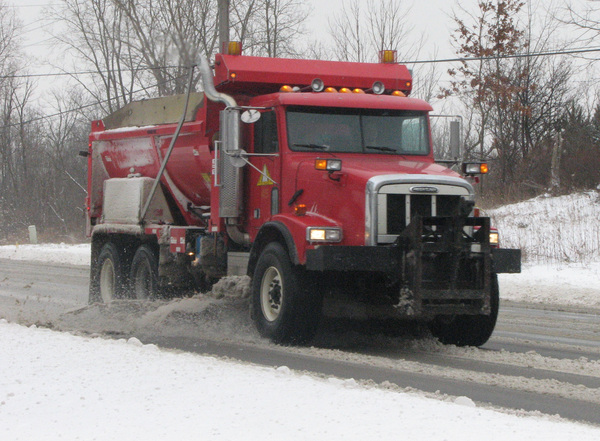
1, 244, 600, 439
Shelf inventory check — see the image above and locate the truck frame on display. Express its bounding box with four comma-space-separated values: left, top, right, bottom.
85, 47, 520, 347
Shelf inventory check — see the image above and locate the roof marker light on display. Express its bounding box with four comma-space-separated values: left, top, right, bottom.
392, 90, 406, 97
280, 85, 294, 93
352, 88, 365, 94
324, 87, 338, 93
224, 41, 242, 55
379, 50, 397, 64
339, 87, 352, 93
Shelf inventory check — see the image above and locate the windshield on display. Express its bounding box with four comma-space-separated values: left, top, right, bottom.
286, 106, 430, 155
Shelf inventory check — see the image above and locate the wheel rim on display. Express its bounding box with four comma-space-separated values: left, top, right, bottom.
99, 258, 116, 303
133, 260, 152, 300
260, 266, 283, 322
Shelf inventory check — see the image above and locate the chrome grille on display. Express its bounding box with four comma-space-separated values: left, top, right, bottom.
366, 176, 474, 246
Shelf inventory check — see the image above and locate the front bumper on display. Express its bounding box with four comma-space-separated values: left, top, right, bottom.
306, 216, 521, 317
306, 245, 521, 274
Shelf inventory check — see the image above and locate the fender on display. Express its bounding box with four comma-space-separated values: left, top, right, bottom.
248, 213, 341, 276
248, 221, 299, 277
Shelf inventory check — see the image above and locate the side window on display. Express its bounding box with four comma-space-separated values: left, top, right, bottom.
254, 111, 278, 153
400, 117, 427, 153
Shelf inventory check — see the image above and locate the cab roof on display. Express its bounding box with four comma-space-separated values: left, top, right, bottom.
213, 54, 413, 96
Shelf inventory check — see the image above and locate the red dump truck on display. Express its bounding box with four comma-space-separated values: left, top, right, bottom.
85, 45, 520, 346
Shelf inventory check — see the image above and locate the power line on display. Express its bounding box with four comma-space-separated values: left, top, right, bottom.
401, 46, 600, 65
4, 45, 600, 81
0, 65, 188, 80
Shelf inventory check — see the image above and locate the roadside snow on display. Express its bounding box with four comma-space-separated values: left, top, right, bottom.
1, 320, 599, 441
0, 243, 90, 266
2, 243, 598, 308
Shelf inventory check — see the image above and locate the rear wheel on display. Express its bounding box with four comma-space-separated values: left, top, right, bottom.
429, 274, 499, 347
251, 242, 322, 344
129, 244, 160, 300
90, 242, 128, 303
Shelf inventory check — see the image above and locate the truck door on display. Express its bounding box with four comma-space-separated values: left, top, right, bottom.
247, 110, 280, 234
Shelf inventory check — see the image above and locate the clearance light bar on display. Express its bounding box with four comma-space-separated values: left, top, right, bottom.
307, 227, 343, 243
315, 159, 342, 171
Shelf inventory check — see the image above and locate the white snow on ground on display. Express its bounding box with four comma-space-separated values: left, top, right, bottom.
1, 319, 599, 441
0, 243, 90, 266
487, 191, 600, 308
1, 192, 600, 438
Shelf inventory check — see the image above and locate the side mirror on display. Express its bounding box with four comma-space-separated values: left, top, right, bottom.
449, 120, 461, 159
241, 109, 261, 124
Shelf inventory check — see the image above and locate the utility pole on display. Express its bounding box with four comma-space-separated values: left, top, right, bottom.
218, 0, 230, 53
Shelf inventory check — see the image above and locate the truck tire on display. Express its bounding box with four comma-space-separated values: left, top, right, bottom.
429, 274, 499, 347
129, 244, 160, 300
251, 242, 322, 344
90, 242, 128, 303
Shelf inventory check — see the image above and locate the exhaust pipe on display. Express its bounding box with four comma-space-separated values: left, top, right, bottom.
198, 55, 250, 247
198, 55, 237, 108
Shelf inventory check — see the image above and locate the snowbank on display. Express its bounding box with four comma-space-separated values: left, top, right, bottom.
1, 320, 598, 441
488, 191, 600, 263
0, 243, 90, 266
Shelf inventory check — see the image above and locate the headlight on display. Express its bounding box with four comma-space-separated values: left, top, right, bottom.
307, 227, 342, 243
489, 232, 499, 246
463, 162, 489, 175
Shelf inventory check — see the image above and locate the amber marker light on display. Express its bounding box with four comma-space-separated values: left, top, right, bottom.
353, 88, 365, 94
324, 87, 338, 93
315, 159, 328, 170
227, 41, 242, 55
315, 159, 342, 171
339, 87, 352, 93
280, 85, 294, 93
294, 204, 307, 216
392, 90, 406, 97
379, 50, 397, 64
463, 162, 489, 175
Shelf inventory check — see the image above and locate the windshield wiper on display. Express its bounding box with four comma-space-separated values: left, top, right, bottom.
293, 143, 330, 150
365, 145, 397, 153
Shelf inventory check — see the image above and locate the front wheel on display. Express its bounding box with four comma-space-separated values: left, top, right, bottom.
251, 242, 322, 344
429, 274, 500, 347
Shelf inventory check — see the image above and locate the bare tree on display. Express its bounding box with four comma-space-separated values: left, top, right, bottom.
328, 0, 415, 63
231, 0, 310, 57
440, 0, 577, 200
